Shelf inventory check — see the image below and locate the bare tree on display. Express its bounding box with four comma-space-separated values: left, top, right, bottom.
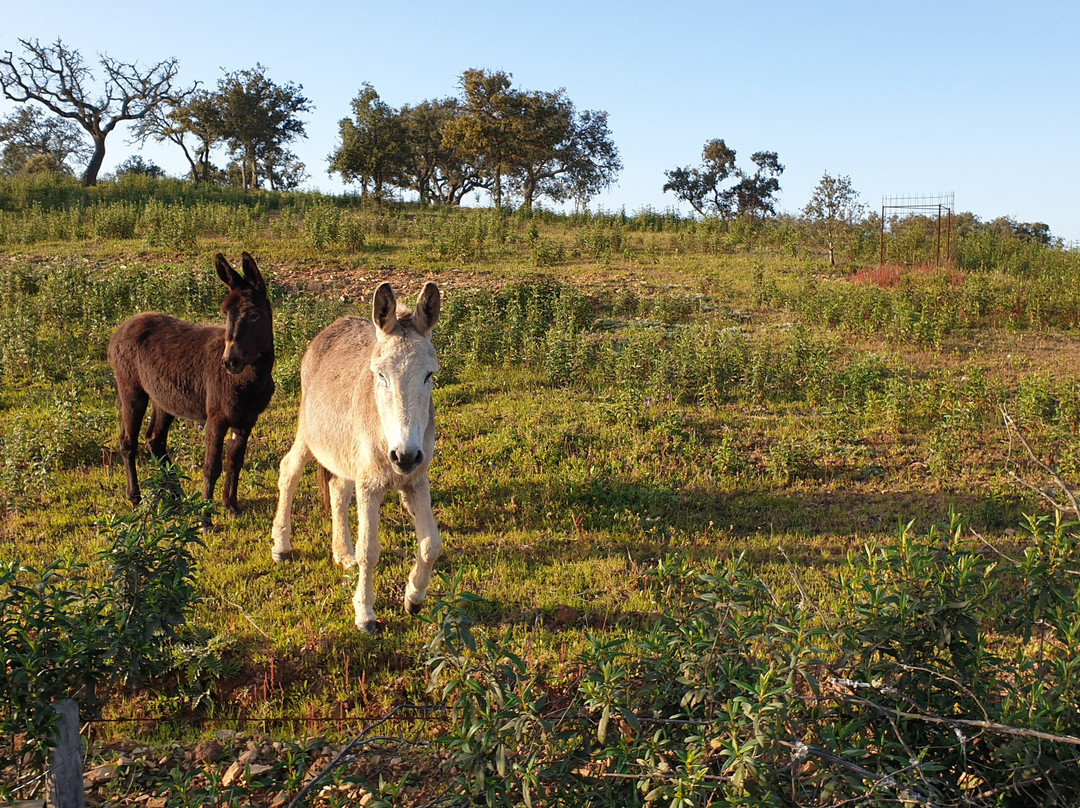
0, 38, 179, 186
129, 86, 212, 183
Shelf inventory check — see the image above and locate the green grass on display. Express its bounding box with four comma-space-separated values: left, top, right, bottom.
3, 189, 1080, 802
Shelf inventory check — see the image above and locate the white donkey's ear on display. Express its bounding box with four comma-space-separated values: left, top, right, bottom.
414, 283, 441, 337
373, 283, 398, 338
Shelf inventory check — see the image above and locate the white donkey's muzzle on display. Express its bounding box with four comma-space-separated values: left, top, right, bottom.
389, 445, 424, 474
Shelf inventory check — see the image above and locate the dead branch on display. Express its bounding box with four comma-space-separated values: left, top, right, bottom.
843, 692, 1080, 747
1000, 406, 1080, 517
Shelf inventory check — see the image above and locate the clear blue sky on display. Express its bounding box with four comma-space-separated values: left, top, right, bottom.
4, 1, 1079, 242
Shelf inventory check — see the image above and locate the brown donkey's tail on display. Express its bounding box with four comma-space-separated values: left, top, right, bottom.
316, 463, 332, 510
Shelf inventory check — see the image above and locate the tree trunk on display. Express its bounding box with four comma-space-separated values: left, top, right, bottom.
521, 174, 535, 212
82, 138, 106, 187
180, 149, 198, 183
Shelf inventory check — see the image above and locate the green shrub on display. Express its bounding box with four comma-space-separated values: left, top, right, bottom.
0, 466, 208, 798
423, 511, 1080, 806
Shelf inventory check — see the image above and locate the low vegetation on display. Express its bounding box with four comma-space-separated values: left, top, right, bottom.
2, 176, 1080, 805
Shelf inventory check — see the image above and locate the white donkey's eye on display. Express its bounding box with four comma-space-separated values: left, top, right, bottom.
377, 371, 389, 388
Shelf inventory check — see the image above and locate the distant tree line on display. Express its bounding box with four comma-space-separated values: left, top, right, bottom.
0, 41, 622, 208
327, 68, 622, 210
0, 38, 1063, 252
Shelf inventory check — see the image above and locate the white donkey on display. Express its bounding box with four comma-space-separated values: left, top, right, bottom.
271, 282, 442, 633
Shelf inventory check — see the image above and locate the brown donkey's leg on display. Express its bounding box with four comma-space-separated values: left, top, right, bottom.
118, 388, 149, 506
221, 427, 250, 518
201, 419, 229, 524
145, 406, 175, 462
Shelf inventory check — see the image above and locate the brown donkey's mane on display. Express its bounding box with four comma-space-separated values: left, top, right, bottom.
108, 252, 275, 521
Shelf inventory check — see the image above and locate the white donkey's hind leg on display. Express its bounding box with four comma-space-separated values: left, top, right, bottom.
327, 474, 357, 567
271, 438, 312, 562
352, 488, 384, 633
401, 477, 443, 615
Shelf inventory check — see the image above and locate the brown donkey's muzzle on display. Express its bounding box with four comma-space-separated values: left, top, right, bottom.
222, 342, 246, 375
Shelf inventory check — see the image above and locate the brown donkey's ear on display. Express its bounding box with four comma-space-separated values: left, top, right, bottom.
414, 282, 441, 337
240, 252, 267, 296
214, 253, 243, 289
373, 283, 398, 338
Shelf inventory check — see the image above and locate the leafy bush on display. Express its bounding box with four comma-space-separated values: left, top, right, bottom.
0, 466, 208, 799
424, 510, 1080, 806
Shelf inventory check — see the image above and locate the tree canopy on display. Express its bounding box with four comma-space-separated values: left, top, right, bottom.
328, 83, 404, 201
663, 139, 784, 220
0, 106, 90, 176
216, 65, 312, 191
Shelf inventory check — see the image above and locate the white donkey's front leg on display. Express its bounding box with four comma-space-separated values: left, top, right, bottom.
401, 476, 443, 615
271, 439, 312, 562
352, 487, 384, 634
327, 474, 357, 567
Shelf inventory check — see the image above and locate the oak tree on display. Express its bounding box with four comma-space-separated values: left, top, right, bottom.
441, 69, 518, 208
663, 139, 738, 218
216, 64, 311, 191
328, 83, 405, 201
731, 150, 784, 220
130, 88, 220, 184
442, 68, 620, 210
396, 97, 481, 206
664, 139, 783, 220
510, 92, 621, 210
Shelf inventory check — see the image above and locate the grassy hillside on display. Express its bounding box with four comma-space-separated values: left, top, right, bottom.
3, 180, 1080, 805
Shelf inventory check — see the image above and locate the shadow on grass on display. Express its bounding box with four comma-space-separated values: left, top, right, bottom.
436, 474, 1030, 545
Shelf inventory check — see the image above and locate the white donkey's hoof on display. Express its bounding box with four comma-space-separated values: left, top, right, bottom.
404, 595, 424, 616
356, 618, 381, 635
272, 549, 293, 563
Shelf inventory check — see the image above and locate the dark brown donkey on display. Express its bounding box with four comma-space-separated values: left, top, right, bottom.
108, 252, 275, 519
